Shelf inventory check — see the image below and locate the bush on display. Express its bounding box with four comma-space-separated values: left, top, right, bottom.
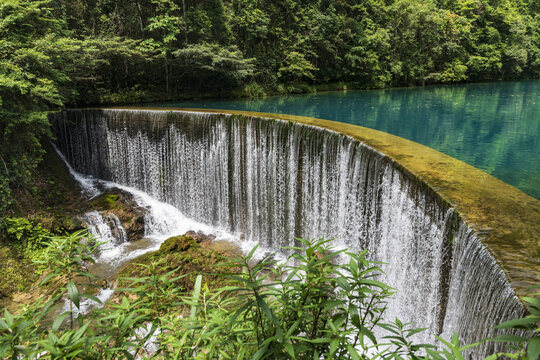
1, 217, 51, 263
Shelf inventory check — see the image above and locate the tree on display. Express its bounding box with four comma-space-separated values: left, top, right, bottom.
138, 0, 182, 96
173, 43, 255, 91
278, 51, 318, 83
0, 0, 64, 212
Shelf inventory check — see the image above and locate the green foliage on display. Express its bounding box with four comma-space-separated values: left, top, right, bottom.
173, 43, 255, 91
278, 52, 318, 83
0, 0, 61, 213
2, 217, 50, 245
37, 230, 102, 331
1, 217, 51, 262
0, 235, 538, 359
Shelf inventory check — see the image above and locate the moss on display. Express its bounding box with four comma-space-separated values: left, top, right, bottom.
159, 235, 200, 253
117, 234, 239, 293
88, 193, 120, 211
105, 194, 119, 206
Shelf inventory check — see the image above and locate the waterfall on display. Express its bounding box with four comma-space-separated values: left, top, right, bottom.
53, 109, 525, 357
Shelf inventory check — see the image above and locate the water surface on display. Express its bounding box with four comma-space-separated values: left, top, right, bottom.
151, 81, 540, 199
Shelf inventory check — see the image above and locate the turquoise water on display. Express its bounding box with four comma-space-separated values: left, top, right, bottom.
151, 81, 540, 200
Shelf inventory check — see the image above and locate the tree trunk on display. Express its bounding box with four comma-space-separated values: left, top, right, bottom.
135, 0, 145, 33
165, 56, 169, 98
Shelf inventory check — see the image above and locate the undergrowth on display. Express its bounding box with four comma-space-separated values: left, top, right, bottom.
0, 234, 538, 359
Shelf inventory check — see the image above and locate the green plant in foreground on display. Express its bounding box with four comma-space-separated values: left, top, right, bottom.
0, 234, 538, 359
36, 230, 103, 332
161, 238, 438, 359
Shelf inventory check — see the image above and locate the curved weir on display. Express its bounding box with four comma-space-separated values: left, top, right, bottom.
53, 108, 540, 356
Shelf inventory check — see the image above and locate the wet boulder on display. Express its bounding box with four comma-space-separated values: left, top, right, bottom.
84, 188, 148, 241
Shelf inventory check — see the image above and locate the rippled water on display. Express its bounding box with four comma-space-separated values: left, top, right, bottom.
152, 81, 540, 199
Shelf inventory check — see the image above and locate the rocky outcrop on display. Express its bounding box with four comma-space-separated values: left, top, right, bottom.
84, 188, 147, 241
116, 232, 241, 294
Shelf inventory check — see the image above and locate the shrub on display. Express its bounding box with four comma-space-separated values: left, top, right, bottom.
1, 217, 51, 263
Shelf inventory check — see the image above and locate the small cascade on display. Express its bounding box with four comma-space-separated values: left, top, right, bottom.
83, 210, 128, 246
53, 109, 526, 357
63, 287, 115, 317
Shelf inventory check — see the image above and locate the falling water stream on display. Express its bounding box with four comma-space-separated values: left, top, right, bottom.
53, 109, 525, 357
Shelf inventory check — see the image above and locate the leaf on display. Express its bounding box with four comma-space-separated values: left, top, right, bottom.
361, 326, 377, 344
495, 317, 540, 329
436, 334, 465, 360
0, 317, 8, 330
349, 257, 359, 276
349, 304, 361, 328
246, 243, 259, 262
360, 279, 390, 289
190, 274, 202, 320
528, 336, 540, 360
487, 334, 528, 343
52, 312, 70, 331
80, 293, 103, 305
347, 344, 361, 360
329, 338, 340, 357
406, 327, 428, 338
4, 309, 13, 327
284, 343, 296, 359
255, 295, 276, 324
229, 301, 252, 328
67, 281, 80, 309
292, 337, 330, 344
39, 270, 58, 285
251, 343, 269, 360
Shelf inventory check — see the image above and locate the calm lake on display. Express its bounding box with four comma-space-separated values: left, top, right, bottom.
151, 81, 540, 200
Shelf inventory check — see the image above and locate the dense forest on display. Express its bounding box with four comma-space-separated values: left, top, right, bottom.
1, 0, 540, 208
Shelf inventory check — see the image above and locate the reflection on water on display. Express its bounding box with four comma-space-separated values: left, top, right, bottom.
153, 81, 540, 199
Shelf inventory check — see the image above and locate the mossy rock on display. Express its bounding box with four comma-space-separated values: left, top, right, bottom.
159, 235, 200, 253
87, 192, 122, 211
116, 234, 240, 294
30, 214, 85, 234
84, 189, 147, 241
